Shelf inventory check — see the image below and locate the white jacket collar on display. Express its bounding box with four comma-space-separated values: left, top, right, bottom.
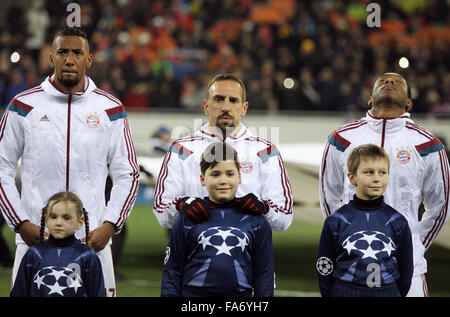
41, 74, 97, 97
199, 122, 248, 140
365, 110, 413, 133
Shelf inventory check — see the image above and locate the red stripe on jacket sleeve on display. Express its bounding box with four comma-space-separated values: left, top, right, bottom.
11, 99, 34, 113
423, 150, 449, 248
105, 104, 126, 116
331, 130, 351, 148
115, 118, 139, 229
415, 137, 441, 152
320, 143, 332, 217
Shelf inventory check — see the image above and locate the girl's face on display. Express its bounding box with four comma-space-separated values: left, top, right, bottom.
45, 201, 83, 239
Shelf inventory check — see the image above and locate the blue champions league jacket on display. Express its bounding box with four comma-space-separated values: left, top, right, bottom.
317, 195, 414, 297
11, 235, 105, 297
161, 198, 274, 297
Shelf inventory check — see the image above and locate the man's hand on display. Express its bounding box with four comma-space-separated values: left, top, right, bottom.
234, 193, 269, 215
89, 222, 116, 252
18, 221, 41, 246
176, 197, 214, 223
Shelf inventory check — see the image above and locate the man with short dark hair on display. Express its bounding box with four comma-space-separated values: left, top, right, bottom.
154, 74, 293, 232
0, 27, 140, 297
319, 72, 450, 296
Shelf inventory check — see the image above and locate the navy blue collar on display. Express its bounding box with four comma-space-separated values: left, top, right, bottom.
350, 195, 385, 210
48, 234, 77, 247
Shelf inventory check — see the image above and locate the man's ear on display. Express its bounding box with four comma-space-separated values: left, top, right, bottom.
367, 96, 372, 108
49, 53, 54, 68
241, 101, 249, 117
86, 53, 93, 69
405, 98, 413, 111
202, 99, 209, 116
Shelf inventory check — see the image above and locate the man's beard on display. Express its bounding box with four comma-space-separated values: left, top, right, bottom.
58, 73, 81, 88
215, 118, 235, 138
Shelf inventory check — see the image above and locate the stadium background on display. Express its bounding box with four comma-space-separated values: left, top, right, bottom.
0, 0, 449, 296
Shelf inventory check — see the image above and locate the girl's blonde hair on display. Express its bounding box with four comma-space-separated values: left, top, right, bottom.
40, 192, 90, 245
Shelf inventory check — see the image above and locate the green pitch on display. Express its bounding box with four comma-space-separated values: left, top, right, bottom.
1, 206, 449, 297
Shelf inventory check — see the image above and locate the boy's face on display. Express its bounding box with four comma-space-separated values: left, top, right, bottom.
46, 201, 83, 239
348, 158, 389, 200
200, 160, 241, 204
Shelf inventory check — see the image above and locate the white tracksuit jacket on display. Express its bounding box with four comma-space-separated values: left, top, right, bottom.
0, 75, 139, 241
153, 123, 293, 232
319, 110, 450, 277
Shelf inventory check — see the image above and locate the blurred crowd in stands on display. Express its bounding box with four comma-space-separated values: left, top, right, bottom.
0, 0, 448, 116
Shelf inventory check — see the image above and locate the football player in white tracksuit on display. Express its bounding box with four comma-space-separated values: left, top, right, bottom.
154, 74, 293, 232
0, 27, 139, 297
319, 73, 450, 297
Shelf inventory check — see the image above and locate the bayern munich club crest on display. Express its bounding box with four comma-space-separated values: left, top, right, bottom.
396, 148, 411, 164
86, 113, 100, 128
240, 161, 253, 174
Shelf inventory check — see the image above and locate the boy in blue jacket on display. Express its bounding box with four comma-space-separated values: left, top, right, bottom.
161, 142, 274, 297
317, 144, 413, 297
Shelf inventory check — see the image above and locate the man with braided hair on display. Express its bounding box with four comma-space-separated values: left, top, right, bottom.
154, 74, 293, 232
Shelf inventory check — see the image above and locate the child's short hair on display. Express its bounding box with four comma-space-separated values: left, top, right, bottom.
40, 192, 90, 245
347, 144, 390, 175
200, 142, 240, 175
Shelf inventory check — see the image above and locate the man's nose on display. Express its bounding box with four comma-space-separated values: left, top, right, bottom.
222, 98, 232, 111
384, 77, 395, 85
65, 52, 75, 65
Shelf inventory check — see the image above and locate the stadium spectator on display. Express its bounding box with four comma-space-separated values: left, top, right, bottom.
0, 1, 448, 116
149, 125, 172, 157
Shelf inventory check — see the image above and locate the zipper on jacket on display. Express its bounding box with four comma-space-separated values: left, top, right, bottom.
66, 94, 72, 191
380, 118, 387, 148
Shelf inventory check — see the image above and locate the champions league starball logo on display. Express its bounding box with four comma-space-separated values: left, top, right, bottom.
342, 230, 396, 260
33, 265, 83, 296
316, 257, 333, 276
197, 226, 249, 257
